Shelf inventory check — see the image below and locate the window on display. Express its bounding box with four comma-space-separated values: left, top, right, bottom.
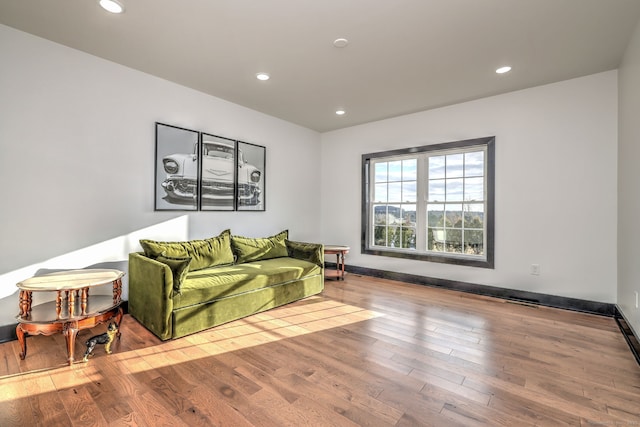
362, 137, 494, 268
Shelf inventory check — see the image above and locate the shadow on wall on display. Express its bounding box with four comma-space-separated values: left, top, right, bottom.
0, 215, 191, 304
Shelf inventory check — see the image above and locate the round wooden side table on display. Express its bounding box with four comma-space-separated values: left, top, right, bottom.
324, 245, 350, 280
16, 268, 124, 365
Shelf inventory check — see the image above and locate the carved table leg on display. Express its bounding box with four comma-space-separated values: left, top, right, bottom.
56, 291, 62, 319
80, 288, 88, 315
68, 290, 75, 318
113, 278, 122, 305
18, 290, 24, 317
63, 321, 79, 365
114, 306, 124, 340
19, 290, 32, 319
16, 325, 27, 360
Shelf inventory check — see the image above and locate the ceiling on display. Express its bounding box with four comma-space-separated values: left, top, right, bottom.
1, 0, 640, 133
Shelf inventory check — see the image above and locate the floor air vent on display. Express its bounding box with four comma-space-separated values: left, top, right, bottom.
506, 298, 540, 308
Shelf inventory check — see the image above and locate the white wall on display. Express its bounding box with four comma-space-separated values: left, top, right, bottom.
0, 22, 624, 310
321, 71, 618, 303
0, 24, 321, 299
618, 20, 640, 334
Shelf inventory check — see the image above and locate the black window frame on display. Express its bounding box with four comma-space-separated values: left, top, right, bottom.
361, 136, 495, 269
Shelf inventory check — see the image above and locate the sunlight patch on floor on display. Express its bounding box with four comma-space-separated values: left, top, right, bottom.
125, 297, 384, 373
0, 297, 383, 402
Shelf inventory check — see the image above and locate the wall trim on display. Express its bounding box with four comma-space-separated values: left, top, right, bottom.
340, 264, 616, 315
614, 306, 640, 366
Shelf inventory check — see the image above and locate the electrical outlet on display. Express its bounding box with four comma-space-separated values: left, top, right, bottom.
530, 264, 540, 275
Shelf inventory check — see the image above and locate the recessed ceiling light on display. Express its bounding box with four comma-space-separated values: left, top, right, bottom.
99, 0, 125, 14
496, 66, 512, 74
336, 109, 346, 116
333, 38, 349, 48
256, 73, 270, 81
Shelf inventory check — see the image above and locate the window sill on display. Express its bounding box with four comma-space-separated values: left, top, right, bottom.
362, 246, 494, 269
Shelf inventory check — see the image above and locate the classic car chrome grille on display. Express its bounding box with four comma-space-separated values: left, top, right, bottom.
237, 183, 258, 197
202, 181, 234, 196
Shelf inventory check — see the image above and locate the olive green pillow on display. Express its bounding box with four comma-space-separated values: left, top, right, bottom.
140, 229, 234, 271
231, 230, 289, 264
156, 254, 191, 293
286, 240, 324, 267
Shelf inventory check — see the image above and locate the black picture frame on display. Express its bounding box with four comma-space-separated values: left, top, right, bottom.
154, 122, 200, 211
236, 141, 266, 211
199, 133, 237, 211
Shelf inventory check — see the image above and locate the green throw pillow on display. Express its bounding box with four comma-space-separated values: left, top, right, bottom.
231, 230, 289, 264
286, 240, 324, 267
156, 254, 191, 293
140, 229, 234, 271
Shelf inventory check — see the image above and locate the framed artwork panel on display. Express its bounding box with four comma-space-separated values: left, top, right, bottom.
236, 141, 265, 211
154, 123, 200, 211
200, 133, 237, 211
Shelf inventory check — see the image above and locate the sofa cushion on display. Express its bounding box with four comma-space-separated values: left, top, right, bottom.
173, 256, 320, 309
156, 254, 191, 293
140, 229, 234, 271
286, 240, 324, 267
231, 230, 288, 264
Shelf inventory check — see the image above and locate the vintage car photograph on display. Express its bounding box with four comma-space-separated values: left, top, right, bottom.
158, 133, 263, 210
236, 141, 265, 211
154, 123, 199, 211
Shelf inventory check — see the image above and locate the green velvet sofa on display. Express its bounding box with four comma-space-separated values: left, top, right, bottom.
128, 230, 324, 340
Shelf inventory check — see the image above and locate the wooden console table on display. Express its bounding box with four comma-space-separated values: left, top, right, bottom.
16, 269, 124, 365
324, 245, 350, 280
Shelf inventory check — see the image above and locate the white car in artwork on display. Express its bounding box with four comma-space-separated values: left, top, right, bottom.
161, 140, 262, 206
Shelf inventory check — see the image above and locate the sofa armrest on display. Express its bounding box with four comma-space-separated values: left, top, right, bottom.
285, 240, 324, 267
128, 252, 174, 340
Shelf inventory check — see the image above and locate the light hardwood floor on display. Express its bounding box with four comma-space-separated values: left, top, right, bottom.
0, 274, 639, 426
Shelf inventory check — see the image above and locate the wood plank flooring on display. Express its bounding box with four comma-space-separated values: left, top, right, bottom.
0, 274, 639, 426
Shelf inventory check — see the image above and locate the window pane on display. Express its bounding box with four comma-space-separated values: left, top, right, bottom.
401, 204, 416, 226
388, 204, 402, 224
446, 178, 464, 201
403, 159, 417, 180
388, 226, 400, 248
402, 181, 417, 202
464, 230, 484, 255
401, 227, 416, 249
375, 162, 387, 182
464, 177, 484, 201
465, 151, 484, 177
429, 156, 446, 179
374, 183, 387, 202
373, 205, 387, 225
428, 179, 445, 202
446, 204, 463, 228
388, 182, 402, 202
427, 204, 444, 227
374, 226, 387, 246
388, 161, 402, 181
428, 227, 445, 251
464, 229, 484, 245
464, 204, 484, 228
445, 229, 463, 253
446, 154, 464, 178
